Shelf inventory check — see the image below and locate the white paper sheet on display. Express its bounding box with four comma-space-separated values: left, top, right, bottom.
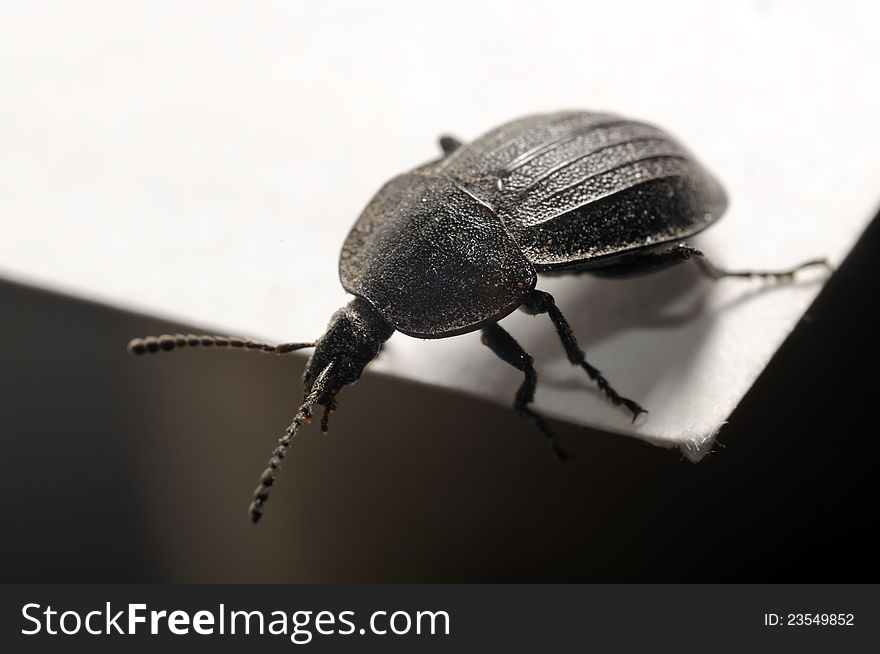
2, 1, 878, 459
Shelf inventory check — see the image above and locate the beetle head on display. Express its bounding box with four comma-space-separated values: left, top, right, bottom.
303, 296, 394, 410
248, 296, 394, 522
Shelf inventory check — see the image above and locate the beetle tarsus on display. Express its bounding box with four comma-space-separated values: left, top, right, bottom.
578, 360, 648, 422
521, 289, 648, 422
521, 407, 569, 461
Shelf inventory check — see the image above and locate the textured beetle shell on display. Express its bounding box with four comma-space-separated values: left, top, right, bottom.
339, 175, 536, 338
340, 110, 727, 337
435, 110, 727, 270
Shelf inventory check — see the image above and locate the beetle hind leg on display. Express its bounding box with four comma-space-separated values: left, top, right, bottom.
522, 290, 647, 422
679, 245, 831, 282
594, 243, 831, 282
481, 323, 569, 461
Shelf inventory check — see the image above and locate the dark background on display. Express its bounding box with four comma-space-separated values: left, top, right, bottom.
1, 212, 877, 583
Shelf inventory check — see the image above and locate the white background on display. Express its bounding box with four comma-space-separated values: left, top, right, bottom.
2, 1, 879, 458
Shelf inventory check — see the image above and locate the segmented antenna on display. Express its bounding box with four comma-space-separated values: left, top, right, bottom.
249, 363, 334, 524
127, 334, 314, 355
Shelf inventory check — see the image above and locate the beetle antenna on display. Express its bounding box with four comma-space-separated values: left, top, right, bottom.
249, 362, 335, 523
127, 334, 314, 356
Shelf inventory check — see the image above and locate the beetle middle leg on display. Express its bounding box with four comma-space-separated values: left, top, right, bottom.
521, 290, 647, 422
481, 323, 569, 461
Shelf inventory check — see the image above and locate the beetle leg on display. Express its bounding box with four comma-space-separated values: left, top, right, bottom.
481, 323, 569, 461
679, 245, 832, 282
521, 290, 647, 422
438, 135, 463, 155
587, 244, 831, 281
627, 244, 832, 282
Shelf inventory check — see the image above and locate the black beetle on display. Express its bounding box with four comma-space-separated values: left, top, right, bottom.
129, 110, 828, 522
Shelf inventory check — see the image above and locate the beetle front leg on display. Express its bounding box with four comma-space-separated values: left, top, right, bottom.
521, 290, 647, 423
481, 323, 569, 461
